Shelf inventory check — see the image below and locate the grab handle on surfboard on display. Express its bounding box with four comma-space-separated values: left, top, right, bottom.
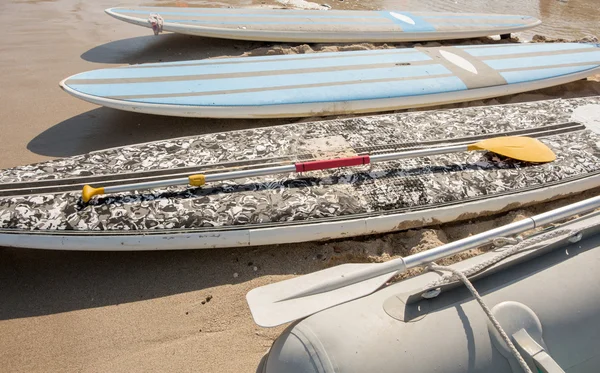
80, 136, 556, 202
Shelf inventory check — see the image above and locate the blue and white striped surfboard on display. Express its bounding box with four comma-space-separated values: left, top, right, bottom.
105, 7, 540, 43
60, 43, 600, 119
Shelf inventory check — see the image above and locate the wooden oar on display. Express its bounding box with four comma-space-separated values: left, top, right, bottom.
246, 194, 600, 327
81, 136, 555, 202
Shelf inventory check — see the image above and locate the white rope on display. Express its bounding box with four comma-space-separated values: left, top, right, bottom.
428, 263, 534, 373
423, 226, 591, 372
426, 228, 572, 289
148, 14, 164, 35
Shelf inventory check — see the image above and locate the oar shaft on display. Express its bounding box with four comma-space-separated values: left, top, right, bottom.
103, 177, 190, 194
101, 165, 296, 195
286, 217, 533, 300
405, 194, 600, 268
87, 145, 468, 200
286, 195, 600, 300
205, 165, 296, 182
207, 144, 468, 184
403, 220, 533, 268
95, 145, 468, 197
85, 136, 552, 202
370, 145, 467, 163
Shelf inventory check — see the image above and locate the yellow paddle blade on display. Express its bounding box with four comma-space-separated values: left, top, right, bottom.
467, 136, 556, 163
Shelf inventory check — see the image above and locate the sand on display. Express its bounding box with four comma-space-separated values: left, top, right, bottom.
1, 0, 600, 372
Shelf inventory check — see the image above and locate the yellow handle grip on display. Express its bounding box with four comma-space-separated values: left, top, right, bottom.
82, 185, 105, 203
188, 174, 206, 186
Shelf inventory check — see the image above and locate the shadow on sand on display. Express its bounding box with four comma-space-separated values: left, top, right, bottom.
0, 239, 336, 321
80, 33, 275, 65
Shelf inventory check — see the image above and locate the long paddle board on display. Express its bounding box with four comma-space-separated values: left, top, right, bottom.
105, 7, 541, 43
2, 97, 600, 250
59, 43, 600, 118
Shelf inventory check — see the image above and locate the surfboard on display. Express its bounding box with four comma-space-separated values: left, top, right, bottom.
2, 97, 600, 251
59, 43, 600, 119
105, 7, 541, 43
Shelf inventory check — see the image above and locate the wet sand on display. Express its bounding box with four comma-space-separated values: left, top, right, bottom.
1, 0, 600, 372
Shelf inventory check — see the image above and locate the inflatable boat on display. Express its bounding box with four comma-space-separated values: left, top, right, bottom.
254, 197, 600, 372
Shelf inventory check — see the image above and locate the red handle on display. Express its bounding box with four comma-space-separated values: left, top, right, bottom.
295, 155, 370, 172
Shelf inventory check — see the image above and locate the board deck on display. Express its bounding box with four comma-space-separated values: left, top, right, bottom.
59, 43, 600, 118
2, 97, 600, 250
105, 7, 541, 43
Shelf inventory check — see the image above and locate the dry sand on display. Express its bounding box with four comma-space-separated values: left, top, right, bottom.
1, 0, 600, 372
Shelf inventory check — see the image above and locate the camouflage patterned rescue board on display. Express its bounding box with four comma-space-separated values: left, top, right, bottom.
1, 97, 600, 250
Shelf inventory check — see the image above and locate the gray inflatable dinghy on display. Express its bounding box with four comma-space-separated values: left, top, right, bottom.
257, 202, 600, 372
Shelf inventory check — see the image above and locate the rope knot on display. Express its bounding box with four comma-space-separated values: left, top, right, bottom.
148, 14, 164, 35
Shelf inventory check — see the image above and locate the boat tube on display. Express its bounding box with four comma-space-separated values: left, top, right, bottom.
259, 210, 600, 373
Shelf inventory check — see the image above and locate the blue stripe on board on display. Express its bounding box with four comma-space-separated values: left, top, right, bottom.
166, 19, 526, 28
426, 23, 526, 27
381, 12, 437, 32
123, 77, 468, 106
500, 65, 600, 84
69, 52, 432, 80
462, 43, 596, 57
423, 14, 534, 19
485, 50, 600, 70
112, 8, 383, 19
167, 19, 394, 26
70, 65, 452, 97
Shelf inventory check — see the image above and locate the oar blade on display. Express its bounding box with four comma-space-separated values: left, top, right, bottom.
247, 263, 393, 327
470, 136, 556, 163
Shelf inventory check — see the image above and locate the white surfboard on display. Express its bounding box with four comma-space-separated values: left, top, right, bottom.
60, 43, 600, 118
105, 7, 541, 43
